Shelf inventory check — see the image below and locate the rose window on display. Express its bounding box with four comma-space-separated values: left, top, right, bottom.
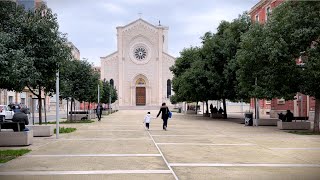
134, 47, 147, 60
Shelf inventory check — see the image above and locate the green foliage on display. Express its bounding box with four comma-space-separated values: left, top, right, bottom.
60, 59, 100, 104
0, 149, 31, 163
171, 47, 206, 103
236, 23, 272, 99
101, 80, 118, 104
0, 2, 34, 91
202, 14, 251, 101
54, 127, 76, 134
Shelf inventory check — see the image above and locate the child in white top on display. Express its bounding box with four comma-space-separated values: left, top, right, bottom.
144, 112, 154, 130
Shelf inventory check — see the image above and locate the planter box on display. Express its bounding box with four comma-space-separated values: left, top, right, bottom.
277, 121, 311, 130
68, 114, 91, 121
0, 130, 33, 146
26, 125, 53, 137
102, 111, 109, 115
256, 119, 278, 126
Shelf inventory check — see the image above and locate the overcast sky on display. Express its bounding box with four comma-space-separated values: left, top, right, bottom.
46, 0, 258, 66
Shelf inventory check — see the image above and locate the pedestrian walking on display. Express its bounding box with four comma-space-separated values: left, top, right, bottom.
143, 112, 154, 130
156, 102, 170, 130
96, 103, 103, 121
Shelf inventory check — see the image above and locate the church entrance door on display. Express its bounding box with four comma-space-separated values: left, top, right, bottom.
136, 87, 146, 106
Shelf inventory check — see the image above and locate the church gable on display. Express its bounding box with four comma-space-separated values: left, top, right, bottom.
118, 18, 159, 34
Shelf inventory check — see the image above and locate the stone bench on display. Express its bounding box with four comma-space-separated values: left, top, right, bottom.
277, 121, 311, 130
256, 119, 278, 126
26, 125, 54, 137
211, 113, 224, 119
0, 130, 33, 146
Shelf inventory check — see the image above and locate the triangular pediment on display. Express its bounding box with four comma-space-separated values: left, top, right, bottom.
117, 18, 168, 32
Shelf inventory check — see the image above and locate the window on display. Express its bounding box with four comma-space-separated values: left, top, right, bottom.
8, 96, 13, 104
266, 7, 271, 21
21, 98, 26, 105
136, 78, 145, 85
265, 100, 271, 105
255, 14, 259, 22
110, 79, 114, 88
277, 98, 285, 105
167, 79, 171, 98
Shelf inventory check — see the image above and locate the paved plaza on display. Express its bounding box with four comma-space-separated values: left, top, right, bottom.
0, 110, 320, 179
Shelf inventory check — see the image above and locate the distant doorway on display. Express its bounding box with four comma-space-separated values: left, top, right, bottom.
136, 87, 146, 106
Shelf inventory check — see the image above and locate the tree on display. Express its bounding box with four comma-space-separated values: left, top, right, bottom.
202, 14, 251, 118
0, 1, 34, 91
236, 23, 275, 100
101, 80, 118, 106
263, 1, 320, 132
60, 59, 98, 120
0, 3, 72, 124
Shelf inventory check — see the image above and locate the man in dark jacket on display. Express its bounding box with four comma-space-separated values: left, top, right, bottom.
285, 110, 294, 122
157, 103, 170, 130
12, 107, 29, 131
96, 103, 103, 121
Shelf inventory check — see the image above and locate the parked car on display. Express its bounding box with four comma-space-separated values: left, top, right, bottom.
0, 105, 15, 120
8, 104, 31, 121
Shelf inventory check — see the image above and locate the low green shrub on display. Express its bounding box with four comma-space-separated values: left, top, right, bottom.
54, 127, 76, 134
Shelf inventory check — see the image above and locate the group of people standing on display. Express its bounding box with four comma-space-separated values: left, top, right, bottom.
210, 104, 224, 114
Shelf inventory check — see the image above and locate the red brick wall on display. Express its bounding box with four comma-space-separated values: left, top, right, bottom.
250, 0, 285, 24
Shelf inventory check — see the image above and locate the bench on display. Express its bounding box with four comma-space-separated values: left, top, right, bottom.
292, 116, 308, 122
277, 117, 310, 130
211, 113, 224, 119
256, 119, 278, 126
68, 110, 96, 120
26, 125, 53, 137
277, 121, 310, 130
0, 122, 26, 132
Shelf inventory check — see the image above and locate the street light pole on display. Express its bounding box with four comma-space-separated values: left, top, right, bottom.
255, 77, 259, 126
98, 84, 100, 104
56, 70, 59, 139
109, 91, 111, 114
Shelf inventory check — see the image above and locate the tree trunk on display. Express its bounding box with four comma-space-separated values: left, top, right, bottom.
38, 87, 42, 125
67, 99, 69, 121
44, 94, 47, 125
196, 102, 198, 115
206, 100, 209, 116
70, 99, 73, 121
223, 98, 227, 119
314, 98, 320, 133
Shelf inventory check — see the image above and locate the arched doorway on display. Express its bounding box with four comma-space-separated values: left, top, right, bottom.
136, 78, 146, 106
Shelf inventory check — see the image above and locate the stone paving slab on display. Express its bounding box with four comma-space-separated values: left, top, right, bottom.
153, 136, 245, 144
172, 167, 320, 180
27, 140, 158, 155
158, 145, 310, 164
0, 174, 175, 180
271, 150, 320, 164
62, 130, 150, 139
0, 156, 168, 171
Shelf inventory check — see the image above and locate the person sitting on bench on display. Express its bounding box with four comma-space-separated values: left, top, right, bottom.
284, 110, 293, 122
12, 108, 29, 131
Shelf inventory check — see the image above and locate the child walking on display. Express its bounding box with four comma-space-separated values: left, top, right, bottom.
143, 112, 153, 130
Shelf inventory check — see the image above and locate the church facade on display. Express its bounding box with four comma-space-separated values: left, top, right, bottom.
101, 19, 175, 108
